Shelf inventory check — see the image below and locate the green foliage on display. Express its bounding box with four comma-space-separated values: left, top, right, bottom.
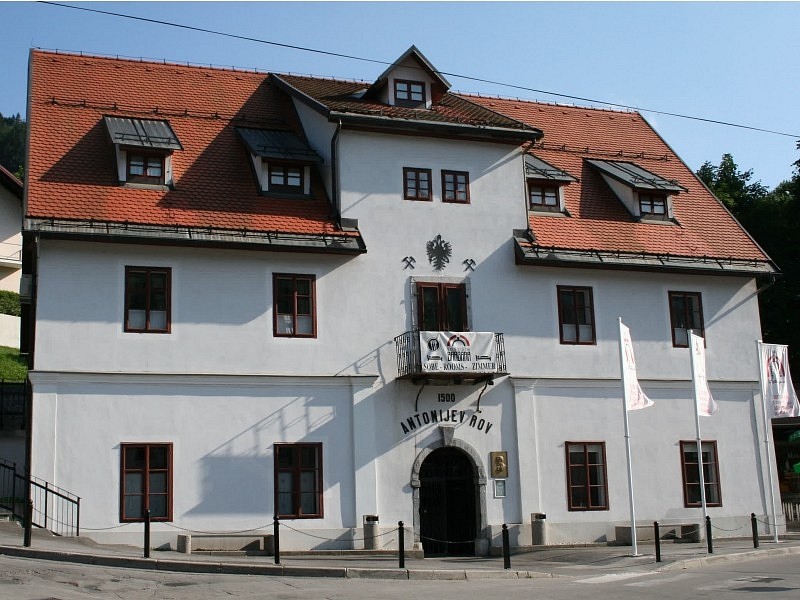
696, 153, 769, 212
0, 291, 21, 317
0, 346, 27, 381
0, 112, 26, 178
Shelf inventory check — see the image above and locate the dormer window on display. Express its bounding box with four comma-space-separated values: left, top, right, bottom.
586, 159, 686, 222
104, 116, 182, 188
524, 154, 578, 214
237, 128, 320, 197
394, 79, 426, 107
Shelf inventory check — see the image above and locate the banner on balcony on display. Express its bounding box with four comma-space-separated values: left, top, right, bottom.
419, 331, 498, 374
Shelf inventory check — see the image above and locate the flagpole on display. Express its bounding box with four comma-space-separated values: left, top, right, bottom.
618, 318, 639, 556
757, 340, 781, 543
689, 331, 709, 543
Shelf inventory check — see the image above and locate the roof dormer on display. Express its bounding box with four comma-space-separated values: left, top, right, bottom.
525, 154, 578, 215
104, 116, 182, 189
365, 45, 451, 109
236, 128, 320, 197
586, 159, 686, 223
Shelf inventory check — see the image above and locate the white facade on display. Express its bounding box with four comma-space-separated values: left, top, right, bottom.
21, 50, 780, 553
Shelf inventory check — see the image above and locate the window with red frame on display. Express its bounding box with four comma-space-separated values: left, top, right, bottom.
669, 291, 704, 347
275, 443, 323, 518
565, 442, 608, 510
273, 274, 316, 337
529, 182, 560, 211
442, 170, 470, 204
394, 79, 425, 107
127, 153, 165, 185
125, 267, 171, 333
403, 167, 432, 200
268, 164, 304, 193
557, 286, 596, 344
120, 443, 172, 522
417, 282, 468, 331
639, 192, 668, 217
680, 440, 721, 507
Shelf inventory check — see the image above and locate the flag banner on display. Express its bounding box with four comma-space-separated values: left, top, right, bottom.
419, 331, 498, 374
690, 332, 718, 416
619, 321, 653, 411
759, 342, 800, 419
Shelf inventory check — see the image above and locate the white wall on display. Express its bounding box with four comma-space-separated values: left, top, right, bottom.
0, 314, 19, 348
0, 183, 22, 293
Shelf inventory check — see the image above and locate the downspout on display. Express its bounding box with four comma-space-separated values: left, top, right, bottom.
331, 120, 343, 229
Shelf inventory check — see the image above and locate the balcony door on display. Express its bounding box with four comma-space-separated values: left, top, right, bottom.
417, 282, 467, 331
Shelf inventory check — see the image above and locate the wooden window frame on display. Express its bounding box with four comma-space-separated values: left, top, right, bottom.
557, 286, 596, 345
639, 192, 668, 217
528, 181, 561, 212
403, 167, 433, 201
267, 163, 305, 194
124, 266, 171, 334
273, 273, 317, 338
565, 441, 609, 511
394, 79, 426, 107
126, 151, 166, 185
416, 281, 468, 332
680, 440, 722, 507
274, 443, 323, 519
441, 170, 470, 204
120, 443, 173, 522
669, 291, 704, 348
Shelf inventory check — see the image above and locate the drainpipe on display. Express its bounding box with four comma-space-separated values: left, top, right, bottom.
331, 120, 343, 229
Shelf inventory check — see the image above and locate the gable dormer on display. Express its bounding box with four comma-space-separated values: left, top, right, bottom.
365, 45, 451, 109
104, 116, 182, 188
586, 159, 686, 222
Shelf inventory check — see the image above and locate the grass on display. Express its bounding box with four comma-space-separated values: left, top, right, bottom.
0, 346, 27, 381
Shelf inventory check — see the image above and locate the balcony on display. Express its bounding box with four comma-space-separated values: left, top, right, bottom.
394, 331, 507, 384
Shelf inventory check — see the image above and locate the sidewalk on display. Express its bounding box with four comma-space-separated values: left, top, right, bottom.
1, 523, 799, 580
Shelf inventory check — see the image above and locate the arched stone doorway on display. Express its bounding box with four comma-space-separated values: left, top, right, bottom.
411, 432, 487, 556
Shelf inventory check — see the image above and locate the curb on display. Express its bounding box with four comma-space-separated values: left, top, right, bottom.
657, 544, 800, 572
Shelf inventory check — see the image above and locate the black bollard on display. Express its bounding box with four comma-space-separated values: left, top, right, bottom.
143, 508, 151, 558
502, 523, 511, 570
398, 521, 405, 569
654, 521, 661, 563
751, 513, 759, 548
273, 516, 280, 565
705, 516, 713, 554
23, 500, 32, 547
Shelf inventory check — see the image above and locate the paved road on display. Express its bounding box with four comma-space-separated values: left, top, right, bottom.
2, 552, 799, 600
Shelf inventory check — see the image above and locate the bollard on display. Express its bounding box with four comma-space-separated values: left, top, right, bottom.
143, 508, 151, 558
705, 516, 713, 554
751, 513, 759, 548
654, 521, 661, 563
273, 516, 281, 565
502, 523, 511, 570
23, 500, 32, 548
398, 521, 405, 569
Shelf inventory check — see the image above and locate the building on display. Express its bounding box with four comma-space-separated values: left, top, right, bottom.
0, 164, 22, 350
16, 47, 781, 553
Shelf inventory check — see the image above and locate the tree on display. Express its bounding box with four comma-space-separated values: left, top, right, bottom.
696, 153, 769, 212
0, 112, 26, 179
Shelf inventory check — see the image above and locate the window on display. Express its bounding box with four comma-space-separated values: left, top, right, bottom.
268, 164, 304, 193
275, 443, 323, 518
417, 282, 467, 331
639, 193, 668, 217
529, 182, 561, 212
125, 267, 171, 333
669, 291, 704, 347
394, 79, 425, 107
442, 171, 470, 204
680, 440, 721, 507
403, 167, 432, 201
127, 152, 165, 185
557, 286, 596, 344
274, 274, 316, 337
120, 443, 172, 522
565, 442, 608, 510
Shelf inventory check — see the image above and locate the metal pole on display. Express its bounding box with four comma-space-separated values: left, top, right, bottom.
143, 508, 150, 558
398, 521, 405, 569
689, 332, 710, 547
502, 523, 511, 570
654, 521, 661, 562
705, 516, 713, 554
757, 341, 781, 544
618, 318, 640, 556
273, 516, 280, 565
23, 499, 32, 547
751, 513, 759, 548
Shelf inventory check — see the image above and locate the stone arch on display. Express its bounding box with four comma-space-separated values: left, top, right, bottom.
410, 426, 488, 554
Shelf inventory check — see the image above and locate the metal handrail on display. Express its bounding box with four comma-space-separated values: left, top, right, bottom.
394, 330, 507, 379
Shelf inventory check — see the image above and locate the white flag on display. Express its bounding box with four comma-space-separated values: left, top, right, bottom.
759, 342, 800, 419
620, 321, 653, 411
690, 331, 718, 416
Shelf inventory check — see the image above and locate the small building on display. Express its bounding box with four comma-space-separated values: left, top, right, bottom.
16, 46, 781, 553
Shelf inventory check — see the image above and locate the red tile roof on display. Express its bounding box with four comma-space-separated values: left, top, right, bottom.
26, 50, 352, 240
465, 95, 772, 266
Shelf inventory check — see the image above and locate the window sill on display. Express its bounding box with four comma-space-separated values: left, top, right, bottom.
638, 215, 678, 225
529, 208, 571, 217
261, 191, 314, 200
122, 182, 173, 192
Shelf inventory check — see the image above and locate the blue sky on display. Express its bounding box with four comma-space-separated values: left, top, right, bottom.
1, 1, 798, 188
